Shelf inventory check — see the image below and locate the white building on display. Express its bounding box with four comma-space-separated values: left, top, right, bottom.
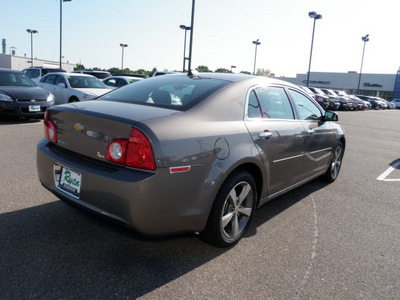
280, 71, 397, 100
0, 53, 76, 72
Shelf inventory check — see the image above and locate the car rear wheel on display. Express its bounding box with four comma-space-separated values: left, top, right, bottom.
323, 142, 344, 182
375, 105, 381, 110
200, 170, 257, 247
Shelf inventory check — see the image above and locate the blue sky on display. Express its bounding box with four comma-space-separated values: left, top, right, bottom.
1, 0, 399, 76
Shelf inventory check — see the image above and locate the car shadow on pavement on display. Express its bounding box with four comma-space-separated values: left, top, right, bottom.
0, 179, 329, 299
0, 116, 42, 125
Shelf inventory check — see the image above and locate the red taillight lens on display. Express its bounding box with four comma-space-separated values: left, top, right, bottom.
44, 110, 58, 143
106, 128, 155, 171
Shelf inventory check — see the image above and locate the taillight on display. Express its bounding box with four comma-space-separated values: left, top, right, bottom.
44, 110, 58, 143
106, 128, 155, 171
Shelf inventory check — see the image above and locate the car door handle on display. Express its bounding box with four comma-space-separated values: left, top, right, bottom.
258, 131, 273, 139
306, 129, 314, 135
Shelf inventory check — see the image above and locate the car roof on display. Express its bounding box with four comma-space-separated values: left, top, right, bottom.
0, 68, 23, 74
105, 76, 143, 80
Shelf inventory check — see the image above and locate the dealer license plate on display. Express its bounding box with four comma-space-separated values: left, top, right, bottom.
59, 166, 82, 195
29, 105, 40, 112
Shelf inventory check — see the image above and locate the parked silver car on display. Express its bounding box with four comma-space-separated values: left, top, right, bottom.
38, 73, 111, 104
37, 73, 345, 247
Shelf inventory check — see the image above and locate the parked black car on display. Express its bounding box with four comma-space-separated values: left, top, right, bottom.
321, 88, 353, 110
356, 95, 387, 110
0, 68, 54, 118
309, 87, 340, 110
299, 86, 329, 110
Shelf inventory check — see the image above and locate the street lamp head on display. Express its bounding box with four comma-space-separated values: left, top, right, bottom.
362, 34, 370, 42
120, 43, 128, 47
309, 11, 322, 19
180, 25, 191, 30
252, 39, 261, 45
27, 29, 38, 34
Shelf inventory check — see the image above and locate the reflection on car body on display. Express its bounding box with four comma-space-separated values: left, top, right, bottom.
37, 73, 345, 247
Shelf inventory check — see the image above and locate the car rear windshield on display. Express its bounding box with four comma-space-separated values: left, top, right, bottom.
98, 75, 231, 111
0, 72, 36, 87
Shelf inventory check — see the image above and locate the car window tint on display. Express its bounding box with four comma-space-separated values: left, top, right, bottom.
289, 89, 322, 121
247, 90, 262, 118
255, 87, 294, 119
98, 75, 230, 111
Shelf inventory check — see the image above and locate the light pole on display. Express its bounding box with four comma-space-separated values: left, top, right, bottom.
26, 29, 38, 67
120, 44, 128, 70
357, 34, 370, 94
252, 39, 261, 75
187, 0, 195, 75
306, 11, 322, 87
230, 65, 236, 73
179, 25, 191, 72
60, 0, 71, 69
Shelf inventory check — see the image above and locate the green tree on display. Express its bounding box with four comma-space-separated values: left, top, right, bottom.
74, 63, 85, 70
215, 68, 230, 73
256, 68, 271, 77
240, 71, 252, 75
196, 65, 212, 73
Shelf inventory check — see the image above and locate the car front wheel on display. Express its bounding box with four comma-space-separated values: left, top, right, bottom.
200, 170, 257, 248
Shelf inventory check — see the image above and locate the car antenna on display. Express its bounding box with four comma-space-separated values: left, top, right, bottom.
187, 69, 199, 78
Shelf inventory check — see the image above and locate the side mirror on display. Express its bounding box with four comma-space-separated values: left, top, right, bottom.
323, 111, 339, 122
57, 83, 66, 88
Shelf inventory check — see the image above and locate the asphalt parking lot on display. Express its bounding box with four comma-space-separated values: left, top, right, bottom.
1, 110, 399, 299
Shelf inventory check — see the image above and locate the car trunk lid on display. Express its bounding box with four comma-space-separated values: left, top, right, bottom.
48, 100, 179, 164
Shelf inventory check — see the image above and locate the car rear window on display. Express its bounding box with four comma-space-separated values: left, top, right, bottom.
98, 75, 231, 111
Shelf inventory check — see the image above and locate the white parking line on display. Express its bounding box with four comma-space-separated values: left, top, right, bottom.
377, 160, 400, 181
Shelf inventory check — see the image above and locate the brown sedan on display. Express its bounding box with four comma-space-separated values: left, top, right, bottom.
36, 73, 345, 247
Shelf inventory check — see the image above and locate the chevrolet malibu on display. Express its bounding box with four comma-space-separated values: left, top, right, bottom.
37, 73, 345, 247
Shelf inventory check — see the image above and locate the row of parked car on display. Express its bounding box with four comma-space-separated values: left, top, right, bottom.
299, 85, 399, 111
0, 66, 173, 119
1, 66, 399, 120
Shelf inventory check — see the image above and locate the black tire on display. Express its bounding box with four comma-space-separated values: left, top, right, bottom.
375, 105, 380, 110
69, 97, 79, 103
200, 170, 257, 248
323, 141, 344, 183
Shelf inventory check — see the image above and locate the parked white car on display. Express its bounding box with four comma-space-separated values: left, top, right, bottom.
38, 73, 111, 105
392, 99, 400, 109
22, 67, 66, 84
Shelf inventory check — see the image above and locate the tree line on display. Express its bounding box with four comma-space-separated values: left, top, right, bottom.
74, 63, 271, 77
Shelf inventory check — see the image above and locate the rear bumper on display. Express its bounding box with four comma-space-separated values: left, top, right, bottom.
36, 138, 217, 236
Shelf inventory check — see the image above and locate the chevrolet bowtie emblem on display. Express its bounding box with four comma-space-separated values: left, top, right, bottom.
73, 123, 85, 131
30, 99, 36, 102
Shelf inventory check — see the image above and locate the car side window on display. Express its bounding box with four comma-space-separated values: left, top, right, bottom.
43, 74, 56, 85
55, 75, 66, 86
247, 90, 262, 118
289, 89, 322, 121
254, 87, 295, 119
117, 79, 127, 88
31, 69, 40, 78
104, 78, 117, 87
